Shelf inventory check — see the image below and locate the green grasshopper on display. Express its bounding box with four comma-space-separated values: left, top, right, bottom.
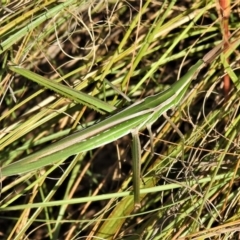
5, 42, 223, 207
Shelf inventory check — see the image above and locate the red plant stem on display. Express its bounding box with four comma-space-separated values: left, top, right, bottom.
219, 0, 231, 100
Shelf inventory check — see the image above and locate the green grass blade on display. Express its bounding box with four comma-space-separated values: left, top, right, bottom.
9, 66, 116, 113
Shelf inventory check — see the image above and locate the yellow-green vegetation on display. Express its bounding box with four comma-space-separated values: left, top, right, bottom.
0, 0, 240, 239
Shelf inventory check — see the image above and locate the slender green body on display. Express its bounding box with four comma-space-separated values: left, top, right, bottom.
3, 59, 204, 177
3, 43, 223, 206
